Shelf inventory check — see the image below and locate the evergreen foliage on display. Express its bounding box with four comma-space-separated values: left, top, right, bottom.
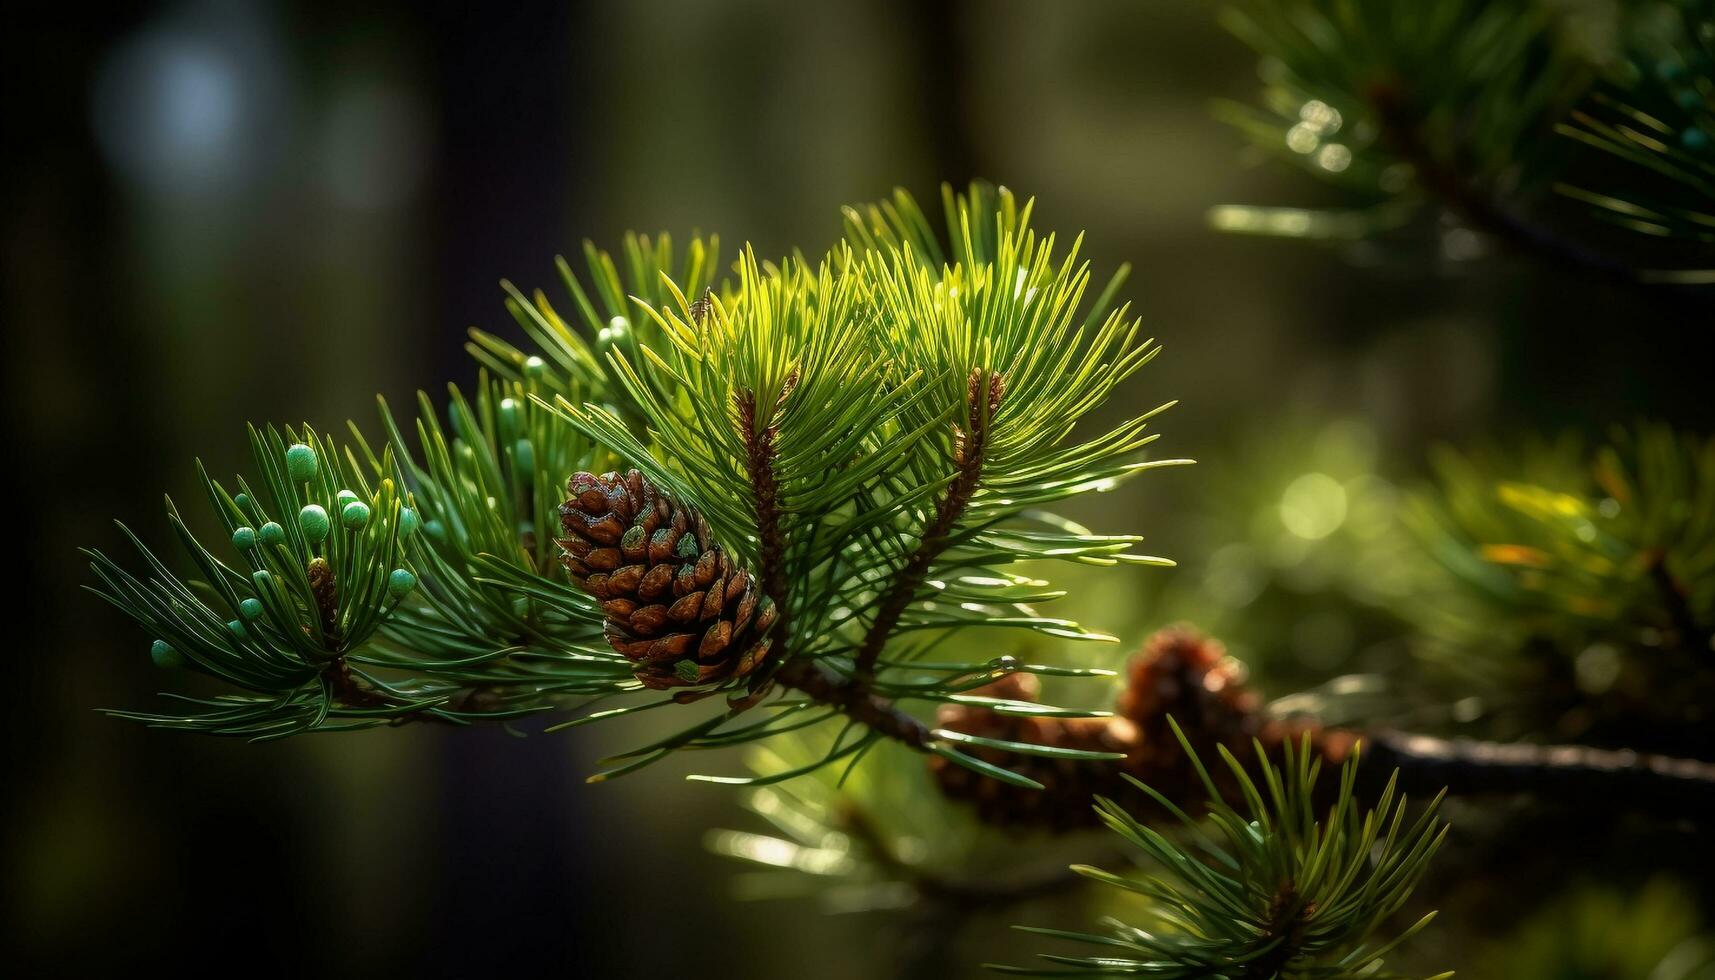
996, 724, 1448, 979
1558, 0, 1715, 270
1212, 0, 1715, 281
1403, 423, 1715, 744
61, 3, 1715, 977
84, 183, 1188, 785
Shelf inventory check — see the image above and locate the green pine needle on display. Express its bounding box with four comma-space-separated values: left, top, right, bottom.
996, 725, 1450, 979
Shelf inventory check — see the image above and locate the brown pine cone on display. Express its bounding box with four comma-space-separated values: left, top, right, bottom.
1118, 626, 1349, 803
1113, 625, 1265, 806
928, 627, 1352, 830
928, 673, 1136, 831
559, 469, 777, 690
1115, 625, 1257, 732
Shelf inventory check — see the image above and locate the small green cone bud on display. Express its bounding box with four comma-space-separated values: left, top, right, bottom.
286, 443, 319, 483
514, 438, 535, 475
424, 519, 446, 542
399, 506, 421, 539
499, 397, 522, 438
299, 504, 330, 544
387, 568, 418, 598
232, 526, 257, 550
337, 489, 359, 506
1685, 127, 1711, 151
341, 500, 371, 530
524, 355, 548, 379
227, 619, 248, 641
150, 639, 183, 669
259, 521, 286, 547
235, 492, 252, 511
240, 597, 264, 619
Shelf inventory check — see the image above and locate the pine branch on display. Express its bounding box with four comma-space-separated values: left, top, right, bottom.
1362, 729, 1715, 816
1213, 0, 1715, 283
736, 386, 793, 676
1368, 81, 1639, 281
1405, 424, 1715, 743
995, 726, 1452, 979
933, 626, 1715, 828
91, 184, 1180, 788
1241, 883, 1316, 980
773, 659, 929, 749
851, 370, 999, 683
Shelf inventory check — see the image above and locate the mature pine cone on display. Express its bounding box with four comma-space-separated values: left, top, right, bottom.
1117, 626, 1259, 756
559, 469, 776, 690
929, 626, 1349, 830
1117, 625, 1346, 810
928, 673, 1137, 831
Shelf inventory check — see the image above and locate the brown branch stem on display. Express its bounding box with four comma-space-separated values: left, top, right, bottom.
775, 658, 930, 748
306, 557, 342, 648
852, 370, 1002, 683
735, 385, 931, 747
1241, 884, 1314, 980
324, 658, 388, 709
1366, 81, 1637, 282
1357, 728, 1715, 817
737, 390, 792, 641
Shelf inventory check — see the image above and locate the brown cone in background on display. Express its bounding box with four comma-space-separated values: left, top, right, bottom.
558, 469, 776, 690
1112, 625, 1270, 809
929, 625, 1344, 830
928, 673, 1137, 831
1116, 626, 1354, 799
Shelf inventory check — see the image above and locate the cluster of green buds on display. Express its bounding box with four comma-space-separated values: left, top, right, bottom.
359, 368, 620, 656
99, 425, 420, 685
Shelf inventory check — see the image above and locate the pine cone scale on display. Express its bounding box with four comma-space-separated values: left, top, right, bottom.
600, 566, 636, 593
639, 564, 673, 599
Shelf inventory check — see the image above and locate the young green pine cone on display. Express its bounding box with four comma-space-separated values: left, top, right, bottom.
559, 469, 776, 690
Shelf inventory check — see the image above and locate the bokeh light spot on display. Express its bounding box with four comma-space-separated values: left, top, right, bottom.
1279, 472, 1349, 540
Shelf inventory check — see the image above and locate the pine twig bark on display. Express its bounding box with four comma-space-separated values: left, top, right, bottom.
737, 388, 793, 653
852, 369, 1003, 682
1241, 884, 1315, 980
310, 556, 386, 709
1365, 80, 1638, 282
736, 383, 932, 747
773, 658, 930, 748
1360, 729, 1715, 816
933, 626, 1715, 828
